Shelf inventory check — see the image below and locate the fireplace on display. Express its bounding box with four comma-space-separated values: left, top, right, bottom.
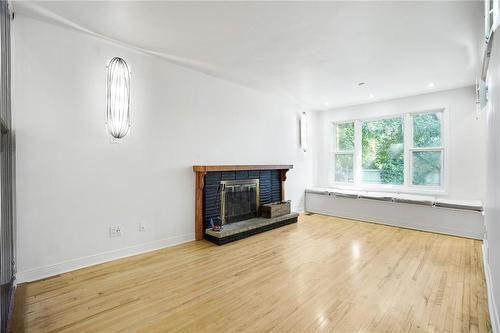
192, 165, 297, 244
220, 179, 259, 225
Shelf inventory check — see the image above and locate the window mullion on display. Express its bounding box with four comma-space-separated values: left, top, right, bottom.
404, 113, 412, 187
331, 123, 336, 185
331, 122, 336, 154
354, 120, 362, 186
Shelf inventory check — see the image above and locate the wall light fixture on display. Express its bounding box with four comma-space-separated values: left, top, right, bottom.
106, 57, 131, 140
300, 112, 308, 152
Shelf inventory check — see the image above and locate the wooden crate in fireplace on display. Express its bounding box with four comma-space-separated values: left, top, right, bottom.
260, 200, 291, 218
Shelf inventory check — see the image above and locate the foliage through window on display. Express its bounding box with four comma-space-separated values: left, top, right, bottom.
413, 113, 441, 148
362, 118, 404, 185
336, 122, 354, 151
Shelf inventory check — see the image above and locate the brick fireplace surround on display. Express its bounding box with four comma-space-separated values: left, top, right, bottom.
192, 165, 293, 241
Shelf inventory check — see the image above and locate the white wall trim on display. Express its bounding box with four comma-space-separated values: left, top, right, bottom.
483, 240, 500, 333
16, 233, 194, 283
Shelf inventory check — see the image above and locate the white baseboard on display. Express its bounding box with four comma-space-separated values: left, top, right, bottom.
483, 241, 500, 333
16, 233, 194, 283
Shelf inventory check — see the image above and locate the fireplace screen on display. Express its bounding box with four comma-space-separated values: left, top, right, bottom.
220, 179, 260, 225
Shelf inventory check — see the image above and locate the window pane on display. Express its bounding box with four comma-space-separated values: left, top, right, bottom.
413, 113, 442, 148
362, 118, 404, 185
412, 151, 442, 186
336, 122, 355, 151
335, 153, 354, 183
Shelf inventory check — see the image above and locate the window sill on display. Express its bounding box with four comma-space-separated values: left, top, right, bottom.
328, 183, 447, 196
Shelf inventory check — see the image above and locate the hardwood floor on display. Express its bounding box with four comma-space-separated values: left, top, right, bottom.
11, 214, 491, 332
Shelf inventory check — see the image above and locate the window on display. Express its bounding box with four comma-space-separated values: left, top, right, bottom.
333, 122, 354, 183
411, 112, 443, 187
331, 109, 445, 192
361, 117, 404, 185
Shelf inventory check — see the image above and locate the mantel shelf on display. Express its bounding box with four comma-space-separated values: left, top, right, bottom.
193, 165, 293, 172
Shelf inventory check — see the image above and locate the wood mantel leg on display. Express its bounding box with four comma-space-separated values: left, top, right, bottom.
195, 172, 206, 241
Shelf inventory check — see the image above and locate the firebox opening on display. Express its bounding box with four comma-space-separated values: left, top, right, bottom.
220, 179, 260, 225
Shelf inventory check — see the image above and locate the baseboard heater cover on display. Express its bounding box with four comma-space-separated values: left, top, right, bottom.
305, 192, 484, 240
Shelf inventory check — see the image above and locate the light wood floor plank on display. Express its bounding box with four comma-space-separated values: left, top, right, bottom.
11, 214, 491, 332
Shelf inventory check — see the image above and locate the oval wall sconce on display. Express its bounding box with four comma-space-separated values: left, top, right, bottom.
106, 57, 131, 139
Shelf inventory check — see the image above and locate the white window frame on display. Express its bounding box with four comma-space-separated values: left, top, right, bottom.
330, 107, 448, 195
408, 110, 445, 191
359, 114, 405, 189
332, 121, 355, 184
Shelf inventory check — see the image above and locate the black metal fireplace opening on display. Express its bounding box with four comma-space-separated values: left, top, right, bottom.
220, 179, 259, 224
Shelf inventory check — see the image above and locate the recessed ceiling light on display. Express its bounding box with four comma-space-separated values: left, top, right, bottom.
324, 102, 329, 106
427, 82, 435, 88
358, 82, 365, 86
369, 93, 374, 98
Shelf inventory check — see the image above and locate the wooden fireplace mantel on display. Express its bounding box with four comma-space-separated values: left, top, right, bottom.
193, 165, 293, 172
193, 164, 293, 241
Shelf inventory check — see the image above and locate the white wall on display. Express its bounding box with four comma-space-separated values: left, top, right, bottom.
312, 86, 486, 200
485, 29, 500, 332
12, 16, 313, 281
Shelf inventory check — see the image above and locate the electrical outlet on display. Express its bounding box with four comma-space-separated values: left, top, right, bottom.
139, 222, 146, 232
109, 226, 122, 237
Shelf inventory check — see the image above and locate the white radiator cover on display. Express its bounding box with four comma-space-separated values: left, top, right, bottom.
305, 192, 484, 239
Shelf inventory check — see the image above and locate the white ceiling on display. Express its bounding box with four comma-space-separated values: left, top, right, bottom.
14, 1, 484, 110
